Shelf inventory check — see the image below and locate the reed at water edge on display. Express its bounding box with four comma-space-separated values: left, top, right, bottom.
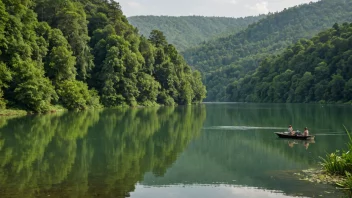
320, 126, 352, 192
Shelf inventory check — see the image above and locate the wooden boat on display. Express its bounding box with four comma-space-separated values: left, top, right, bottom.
274, 132, 315, 140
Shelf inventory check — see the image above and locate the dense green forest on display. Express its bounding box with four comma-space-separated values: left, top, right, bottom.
226, 23, 352, 103
128, 15, 265, 52
0, 0, 206, 113
182, 0, 352, 101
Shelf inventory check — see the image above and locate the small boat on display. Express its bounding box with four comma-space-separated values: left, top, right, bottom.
274, 132, 315, 140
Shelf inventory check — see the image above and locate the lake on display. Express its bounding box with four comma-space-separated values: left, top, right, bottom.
0, 103, 351, 198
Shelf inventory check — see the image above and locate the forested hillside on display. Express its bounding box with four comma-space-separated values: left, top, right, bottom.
0, 0, 206, 113
226, 23, 352, 103
128, 15, 265, 52
182, 0, 352, 101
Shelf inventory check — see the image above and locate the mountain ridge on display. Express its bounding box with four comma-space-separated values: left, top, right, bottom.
181, 0, 352, 101
128, 15, 265, 51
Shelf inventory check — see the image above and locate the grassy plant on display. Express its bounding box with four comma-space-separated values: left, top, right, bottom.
321, 151, 352, 175
337, 172, 352, 188
321, 126, 352, 191
0, 109, 27, 116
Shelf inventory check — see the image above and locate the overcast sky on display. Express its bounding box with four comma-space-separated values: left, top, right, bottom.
117, 0, 319, 18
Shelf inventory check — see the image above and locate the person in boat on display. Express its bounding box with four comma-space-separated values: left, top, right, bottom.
288, 125, 295, 135
303, 127, 309, 136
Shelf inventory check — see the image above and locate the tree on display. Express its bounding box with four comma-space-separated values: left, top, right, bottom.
344, 78, 352, 102
0, 63, 12, 109
56, 80, 100, 110
224, 23, 352, 103
191, 71, 207, 102
149, 30, 167, 47
328, 74, 345, 101
47, 46, 76, 82
12, 58, 57, 112
0, 0, 206, 111
136, 73, 160, 105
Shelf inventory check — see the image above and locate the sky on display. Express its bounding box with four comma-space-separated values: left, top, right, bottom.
117, 0, 319, 18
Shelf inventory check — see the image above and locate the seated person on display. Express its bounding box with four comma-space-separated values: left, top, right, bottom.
288, 125, 295, 135
303, 127, 309, 136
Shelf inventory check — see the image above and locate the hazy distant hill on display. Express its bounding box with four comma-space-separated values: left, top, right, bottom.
128, 15, 265, 51
181, 0, 352, 101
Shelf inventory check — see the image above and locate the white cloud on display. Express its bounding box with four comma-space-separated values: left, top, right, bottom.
246, 1, 269, 14
118, 0, 319, 17
127, 1, 141, 7
229, 0, 237, 5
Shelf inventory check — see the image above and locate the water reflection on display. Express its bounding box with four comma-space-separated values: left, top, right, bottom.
286, 140, 315, 150
204, 103, 352, 133
140, 103, 352, 197
0, 103, 351, 198
131, 185, 309, 198
0, 106, 206, 198
141, 129, 345, 197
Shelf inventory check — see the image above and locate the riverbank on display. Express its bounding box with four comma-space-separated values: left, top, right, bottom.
295, 168, 352, 198
0, 109, 28, 117
295, 168, 346, 186
0, 105, 67, 117
0, 102, 191, 117
295, 128, 352, 196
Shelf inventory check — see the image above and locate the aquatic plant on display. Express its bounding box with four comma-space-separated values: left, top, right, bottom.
321, 126, 352, 191
336, 172, 352, 190
320, 151, 352, 175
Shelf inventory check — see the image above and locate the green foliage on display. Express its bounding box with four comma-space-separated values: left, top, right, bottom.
226, 23, 352, 103
191, 71, 207, 103
136, 73, 160, 105
12, 58, 57, 112
0, 0, 206, 112
149, 30, 167, 47
157, 90, 175, 106
0, 63, 12, 109
321, 151, 352, 176
337, 172, 352, 193
321, 128, 352, 191
35, 0, 94, 80
47, 46, 76, 82
182, 0, 352, 101
0, 0, 59, 112
43, 28, 77, 83
56, 80, 101, 110
85, 1, 205, 107
128, 15, 265, 52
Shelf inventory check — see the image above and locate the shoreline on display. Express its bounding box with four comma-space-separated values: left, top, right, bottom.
0, 102, 204, 118
0, 106, 67, 118
295, 168, 348, 188
0, 109, 28, 117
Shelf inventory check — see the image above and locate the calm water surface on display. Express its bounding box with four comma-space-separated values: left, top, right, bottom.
0, 103, 351, 198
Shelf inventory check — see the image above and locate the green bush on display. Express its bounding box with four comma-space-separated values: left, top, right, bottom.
12, 59, 57, 113
157, 91, 175, 106
57, 80, 101, 110
321, 151, 352, 175
321, 127, 352, 191
337, 172, 352, 191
